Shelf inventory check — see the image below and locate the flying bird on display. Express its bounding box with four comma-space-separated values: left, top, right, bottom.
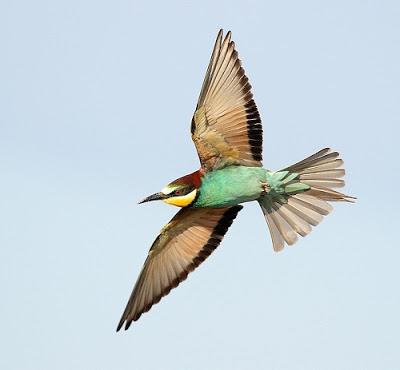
117, 30, 354, 331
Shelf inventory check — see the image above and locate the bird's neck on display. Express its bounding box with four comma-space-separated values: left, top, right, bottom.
175, 169, 203, 189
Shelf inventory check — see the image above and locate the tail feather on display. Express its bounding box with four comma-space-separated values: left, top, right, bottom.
269, 208, 298, 246
259, 148, 355, 252
286, 199, 323, 226
300, 178, 345, 188
284, 148, 338, 172
299, 169, 345, 180
265, 213, 286, 252
306, 186, 355, 202
298, 159, 344, 173
292, 193, 333, 215
277, 204, 311, 237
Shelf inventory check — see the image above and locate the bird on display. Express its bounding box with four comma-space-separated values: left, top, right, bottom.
116, 29, 355, 331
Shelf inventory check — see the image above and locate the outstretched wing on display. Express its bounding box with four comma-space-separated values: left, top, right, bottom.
117, 205, 242, 331
191, 29, 263, 172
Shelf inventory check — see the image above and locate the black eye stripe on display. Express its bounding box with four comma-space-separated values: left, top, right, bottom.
172, 186, 195, 196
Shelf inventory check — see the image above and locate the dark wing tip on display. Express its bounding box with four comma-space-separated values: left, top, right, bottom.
115, 317, 133, 332
216, 29, 223, 44
116, 320, 124, 332
125, 320, 133, 330
217, 29, 233, 45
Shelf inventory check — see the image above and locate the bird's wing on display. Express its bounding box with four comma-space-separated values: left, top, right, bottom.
191, 29, 263, 172
117, 205, 242, 330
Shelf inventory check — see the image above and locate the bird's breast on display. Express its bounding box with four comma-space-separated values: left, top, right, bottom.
193, 166, 267, 208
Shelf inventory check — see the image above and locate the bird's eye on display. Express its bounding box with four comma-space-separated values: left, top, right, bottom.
174, 189, 184, 196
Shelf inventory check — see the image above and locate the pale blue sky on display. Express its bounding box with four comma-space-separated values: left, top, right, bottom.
1, 1, 399, 369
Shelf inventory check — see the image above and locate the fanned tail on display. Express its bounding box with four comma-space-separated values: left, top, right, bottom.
259, 148, 355, 252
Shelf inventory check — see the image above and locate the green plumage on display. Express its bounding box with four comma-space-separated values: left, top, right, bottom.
193, 166, 309, 208
193, 166, 266, 208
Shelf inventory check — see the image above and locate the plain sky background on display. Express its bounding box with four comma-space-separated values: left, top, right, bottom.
1, 1, 399, 369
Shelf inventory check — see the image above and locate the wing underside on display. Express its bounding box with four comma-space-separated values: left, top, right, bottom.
117, 205, 242, 330
191, 30, 263, 172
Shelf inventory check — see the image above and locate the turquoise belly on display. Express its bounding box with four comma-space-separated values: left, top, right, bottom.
193, 166, 267, 208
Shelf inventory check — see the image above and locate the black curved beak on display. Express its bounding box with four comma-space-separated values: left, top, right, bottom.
138, 192, 165, 204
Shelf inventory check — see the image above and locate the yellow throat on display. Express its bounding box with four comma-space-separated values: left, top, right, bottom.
162, 189, 197, 207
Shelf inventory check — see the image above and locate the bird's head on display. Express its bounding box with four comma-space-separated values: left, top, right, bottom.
139, 170, 202, 208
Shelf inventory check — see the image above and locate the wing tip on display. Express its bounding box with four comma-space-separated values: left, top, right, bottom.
216, 29, 233, 43
115, 263, 193, 332
116, 320, 124, 332
116, 317, 135, 332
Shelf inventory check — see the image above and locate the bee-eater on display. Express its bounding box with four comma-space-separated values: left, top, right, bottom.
117, 30, 354, 331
